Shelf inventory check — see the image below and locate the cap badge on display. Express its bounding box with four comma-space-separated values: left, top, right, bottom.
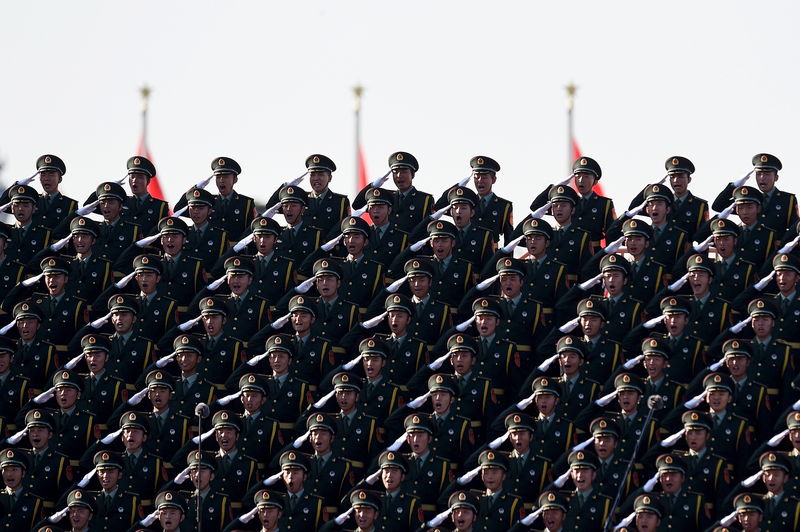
75, 491, 82, 499
481, 299, 488, 307
649, 339, 657, 347
78, 218, 86, 225
288, 452, 296, 460
477, 157, 484, 165
387, 452, 395, 460
274, 337, 282, 345
396, 153, 404, 161
33, 411, 41, 419
359, 491, 367, 500
487, 452, 494, 460
714, 375, 722, 383
599, 420, 607, 427
316, 414, 324, 422
671, 158, 679, 165
220, 412, 228, 420
262, 492, 270, 500
548, 493, 556, 501
412, 416, 420, 423
541, 378, 548, 386
248, 375, 256, 383
374, 189, 381, 196
565, 337, 573, 344
61, 371, 69, 379
129, 413, 136, 420
760, 155, 768, 163
155, 372, 163, 379
44, 156, 52, 164
313, 156, 320, 164
88, 336, 96, 344
691, 412, 699, 420
622, 374, 631, 383
456, 188, 464, 196
580, 158, 587, 166
744, 494, 752, 503
577, 452, 584, 459
6, 451, 12, 458
134, 158, 141, 165
341, 374, 349, 382
665, 456, 673, 463
165, 493, 172, 501
458, 492, 467, 501
586, 300, 593, 308
643, 496, 651, 504
141, 257, 149, 264
732, 340, 739, 348
435, 375, 443, 383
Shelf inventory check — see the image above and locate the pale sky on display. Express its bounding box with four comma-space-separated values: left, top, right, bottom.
2, 1, 798, 228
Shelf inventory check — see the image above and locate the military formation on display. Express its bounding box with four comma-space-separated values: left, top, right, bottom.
0, 150, 798, 532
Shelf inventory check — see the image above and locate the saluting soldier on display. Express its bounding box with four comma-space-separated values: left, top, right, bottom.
105, 294, 154, 383
360, 451, 422, 532
234, 374, 282, 465
90, 451, 143, 532
525, 376, 575, 463
88, 182, 141, 265
193, 297, 244, 381
179, 450, 231, 532
274, 185, 322, 264
468, 450, 523, 532
463, 156, 514, 244
76, 334, 125, 421
149, 490, 189, 532
507, 490, 568, 532
302, 412, 356, 514
42, 369, 96, 458
399, 414, 452, 516
247, 489, 287, 532
123, 254, 178, 342
6, 185, 52, 265
402, 258, 452, 345
299, 259, 359, 344
140, 370, 190, 461
355, 337, 403, 424
586, 417, 638, 500
0, 448, 45, 531
670, 254, 731, 344
120, 156, 169, 235
281, 296, 334, 385
432, 186, 494, 269
9, 301, 57, 388
23, 409, 71, 501
169, 334, 217, 419
566, 156, 616, 249
179, 188, 229, 271
713, 153, 799, 236
150, 217, 205, 306
0, 224, 27, 305
206, 410, 258, 502
467, 296, 522, 394
0, 338, 30, 426
217, 256, 268, 344
277, 451, 327, 531
39, 488, 98, 532
635, 337, 685, 412
261, 334, 310, 427
115, 410, 166, 506
560, 450, 613, 531
362, 187, 408, 267
490, 257, 548, 358
500, 413, 551, 504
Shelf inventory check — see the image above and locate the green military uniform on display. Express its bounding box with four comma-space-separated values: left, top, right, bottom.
209, 411, 258, 501
180, 188, 230, 271
77, 334, 125, 421
6, 185, 52, 265
361, 187, 409, 267
91, 451, 143, 531
561, 450, 613, 531
0, 448, 45, 531
23, 410, 71, 501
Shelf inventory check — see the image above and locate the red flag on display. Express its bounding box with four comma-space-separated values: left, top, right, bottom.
357, 145, 371, 221
136, 134, 167, 202
572, 138, 606, 197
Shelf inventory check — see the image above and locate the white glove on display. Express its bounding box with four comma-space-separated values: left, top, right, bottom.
660, 428, 686, 447
603, 236, 625, 254
0, 320, 16, 335
115, 270, 137, 288
312, 391, 334, 409
284, 172, 308, 187
667, 272, 690, 292
476, 274, 499, 291
22, 273, 44, 287
729, 316, 752, 334
488, 431, 510, 449
262, 471, 282, 485
334, 507, 355, 525
623, 354, 644, 370
370, 171, 391, 188
558, 317, 580, 333
624, 199, 647, 217
33, 386, 56, 404
553, 469, 572, 488
732, 170, 754, 188
409, 236, 431, 252
557, 174, 575, 186
135, 234, 160, 248
572, 437, 594, 451
457, 465, 482, 484
191, 427, 215, 445
642, 314, 664, 329
578, 273, 603, 291
692, 235, 714, 253
426, 508, 454, 527
343, 354, 363, 371
127, 387, 149, 405
427, 352, 450, 371
683, 391, 707, 409
293, 430, 310, 448
64, 353, 86, 369
430, 204, 450, 221
233, 234, 254, 252
386, 275, 408, 293
100, 427, 123, 444
595, 390, 618, 406
642, 471, 660, 492
778, 234, 800, 254
754, 271, 776, 291
155, 352, 177, 368
407, 391, 431, 409
270, 312, 291, 329
178, 315, 203, 331
531, 201, 552, 219
361, 311, 387, 329
455, 315, 476, 332
295, 277, 316, 294
77, 467, 98, 487
90, 312, 113, 328
49, 235, 72, 251
75, 200, 100, 216
537, 353, 559, 372
716, 204, 735, 220
767, 429, 789, 447
321, 233, 343, 252
217, 390, 242, 406
501, 234, 525, 253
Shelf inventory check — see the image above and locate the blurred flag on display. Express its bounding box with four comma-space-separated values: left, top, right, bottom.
572, 138, 606, 197
136, 134, 166, 202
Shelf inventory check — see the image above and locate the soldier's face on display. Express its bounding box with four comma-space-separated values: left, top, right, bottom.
175, 351, 200, 375
387, 310, 410, 336
69, 506, 92, 530
128, 172, 149, 195
580, 315, 603, 339
44, 272, 67, 296
558, 350, 582, 377
451, 508, 476, 531
111, 311, 136, 334
481, 466, 506, 491
645, 199, 670, 225
72, 232, 95, 254
713, 234, 736, 259
624, 235, 647, 257
85, 350, 108, 374
738, 509, 763, 532
593, 434, 617, 459
406, 430, 431, 454
789, 428, 800, 451
16, 317, 39, 341
659, 471, 683, 493
343, 232, 367, 256
725, 354, 749, 378
135, 271, 160, 294
308, 170, 331, 194
542, 509, 565, 531
755, 169, 778, 193
664, 312, 688, 335
335, 389, 358, 413
241, 390, 266, 413
688, 270, 711, 296
684, 428, 709, 452
570, 467, 595, 491
290, 310, 314, 334
367, 203, 391, 226
315, 274, 340, 298
525, 233, 549, 257
280, 200, 304, 225
97, 467, 122, 491
472, 171, 496, 195
55, 386, 80, 410
449, 202, 474, 228
430, 236, 455, 259
122, 427, 146, 451
188, 204, 212, 225
215, 172, 237, 195
535, 393, 558, 417
669, 172, 691, 196
99, 198, 122, 221
407, 275, 431, 298
0, 353, 9, 374
475, 314, 498, 337
309, 428, 333, 455
602, 270, 626, 297
354, 507, 377, 528
707, 390, 731, 412
735, 201, 760, 225
762, 468, 787, 493
775, 269, 798, 295
160, 233, 185, 255
362, 355, 385, 380
1, 465, 23, 490
616, 390, 640, 414
642, 354, 667, 379
550, 200, 574, 225
159, 507, 184, 531
39, 169, 62, 193
499, 273, 522, 298
215, 427, 238, 452
10, 200, 35, 224
268, 351, 291, 376
508, 430, 531, 454
449, 350, 474, 375
227, 272, 252, 296
381, 466, 404, 491
282, 467, 306, 493
574, 172, 596, 196
258, 506, 282, 530
202, 313, 226, 336
147, 386, 171, 409
635, 511, 660, 532
27, 426, 50, 450
392, 167, 414, 192
254, 233, 277, 254
430, 391, 454, 415
190, 466, 214, 491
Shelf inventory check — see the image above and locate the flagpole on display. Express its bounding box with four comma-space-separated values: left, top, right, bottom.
354, 85, 363, 194
566, 83, 576, 173
140, 85, 151, 153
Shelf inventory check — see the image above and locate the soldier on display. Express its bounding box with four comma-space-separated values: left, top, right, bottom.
673, 254, 731, 344
629, 494, 664, 532
88, 182, 141, 264
141, 217, 205, 307
0, 448, 45, 530
169, 334, 216, 419
429, 186, 493, 269
75, 334, 125, 421
25, 256, 86, 351
119, 156, 169, 235
524, 376, 575, 463
234, 374, 283, 465
212, 256, 268, 345
401, 258, 451, 345
359, 451, 421, 532
39, 369, 96, 458
6, 185, 52, 265
0, 224, 27, 305
468, 296, 522, 394
387, 220, 473, 309
637, 454, 709, 530
508, 490, 568, 532
105, 294, 154, 383
23, 409, 70, 501
204, 410, 257, 501
730, 493, 766, 532
399, 414, 451, 515
151, 490, 189, 532
141, 370, 190, 460
90, 451, 142, 531
261, 335, 310, 426
303, 259, 360, 343
633, 337, 685, 412
356, 337, 403, 424
361, 187, 408, 268
713, 153, 798, 235
179, 188, 229, 271
274, 185, 322, 264
468, 450, 523, 532
674, 411, 732, 508
277, 451, 326, 531
250, 489, 285, 532
462, 156, 514, 244
561, 450, 612, 531
115, 410, 166, 505
175, 157, 257, 240
180, 450, 231, 532
302, 412, 355, 513
9, 301, 56, 388
0, 338, 29, 428
586, 417, 637, 500
48, 488, 98, 532
498, 413, 551, 504
725, 186, 776, 268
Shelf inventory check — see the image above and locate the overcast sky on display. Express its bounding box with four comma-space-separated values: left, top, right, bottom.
2, 1, 798, 227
